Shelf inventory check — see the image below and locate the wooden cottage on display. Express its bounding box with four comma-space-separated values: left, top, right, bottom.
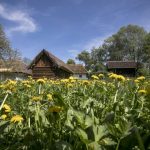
0, 68, 31, 80
28, 49, 88, 79
28, 49, 73, 79
107, 61, 138, 77
0, 63, 31, 80
68, 64, 88, 79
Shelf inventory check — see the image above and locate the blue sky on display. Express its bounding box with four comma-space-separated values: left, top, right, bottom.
0, 0, 150, 62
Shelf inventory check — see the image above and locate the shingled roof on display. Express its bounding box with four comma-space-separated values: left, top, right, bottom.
68, 64, 87, 74
13, 62, 32, 75
28, 49, 73, 73
0, 59, 32, 75
107, 61, 137, 69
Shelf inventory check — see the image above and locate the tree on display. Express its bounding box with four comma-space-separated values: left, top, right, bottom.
0, 24, 24, 71
0, 24, 12, 60
23, 57, 32, 65
76, 48, 106, 72
103, 24, 147, 63
5, 49, 22, 70
76, 50, 92, 70
66, 59, 76, 64
142, 33, 150, 72
143, 33, 150, 61
90, 47, 106, 72
76, 24, 150, 74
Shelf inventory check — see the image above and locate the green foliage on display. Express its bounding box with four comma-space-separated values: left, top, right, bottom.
76, 24, 150, 74
103, 25, 147, 62
0, 76, 150, 149
76, 50, 92, 71
137, 68, 150, 76
76, 48, 106, 72
67, 59, 76, 64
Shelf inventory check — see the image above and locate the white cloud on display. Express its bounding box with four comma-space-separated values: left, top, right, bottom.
67, 34, 111, 61
0, 3, 37, 35
83, 34, 111, 51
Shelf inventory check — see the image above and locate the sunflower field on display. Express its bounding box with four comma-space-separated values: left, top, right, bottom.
0, 74, 150, 150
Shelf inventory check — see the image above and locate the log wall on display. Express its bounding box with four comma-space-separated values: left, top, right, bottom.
32, 54, 71, 79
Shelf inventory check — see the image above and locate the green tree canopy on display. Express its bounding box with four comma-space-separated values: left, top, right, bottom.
76, 25, 150, 74
103, 24, 147, 62
66, 59, 76, 64
76, 48, 106, 72
76, 50, 92, 70
142, 33, 150, 72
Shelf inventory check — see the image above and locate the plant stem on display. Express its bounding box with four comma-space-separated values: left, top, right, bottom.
39, 84, 41, 95
134, 125, 145, 150
0, 93, 9, 111
114, 82, 120, 103
116, 139, 121, 150
114, 90, 118, 103
28, 117, 31, 128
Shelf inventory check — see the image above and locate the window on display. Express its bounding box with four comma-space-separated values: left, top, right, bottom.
79, 74, 82, 78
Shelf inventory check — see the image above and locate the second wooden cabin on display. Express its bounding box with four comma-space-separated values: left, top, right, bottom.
28, 49, 87, 79
107, 61, 138, 77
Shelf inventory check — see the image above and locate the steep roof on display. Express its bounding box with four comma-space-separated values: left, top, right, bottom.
28, 49, 73, 73
68, 64, 87, 74
13, 62, 32, 75
0, 59, 32, 75
107, 61, 137, 69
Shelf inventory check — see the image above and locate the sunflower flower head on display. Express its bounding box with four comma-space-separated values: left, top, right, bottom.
3, 104, 11, 113
138, 89, 147, 95
117, 75, 125, 82
98, 74, 104, 78
24, 84, 31, 88
109, 73, 118, 79
69, 76, 77, 83
0, 114, 7, 120
32, 96, 42, 101
109, 73, 125, 81
47, 94, 53, 101
91, 75, 99, 80
10, 115, 23, 123
69, 76, 75, 80
49, 106, 63, 113
82, 80, 89, 85
37, 79, 45, 84
67, 83, 73, 88
136, 76, 145, 81
134, 79, 140, 83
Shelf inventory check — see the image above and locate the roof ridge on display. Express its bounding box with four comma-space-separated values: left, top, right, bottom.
28, 49, 73, 73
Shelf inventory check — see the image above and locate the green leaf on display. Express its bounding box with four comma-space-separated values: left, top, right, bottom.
88, 142, 103, 150
39, 109, 49, 126
65, 109, 74, 130
65, 119, 74, 130
0, 120, 9, 133
53, 92, 66, 107
84, 115, 94, 128
54, 141, 73, 150
75, 128, 90, 144
100, 137, 116, 145
93, 125, 108, 142
82, 98, 94, 108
